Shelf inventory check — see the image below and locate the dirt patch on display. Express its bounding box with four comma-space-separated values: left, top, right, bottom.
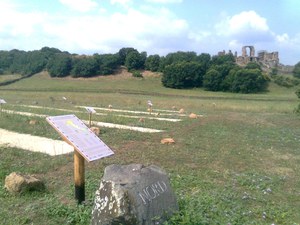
0, 128, 73, 155
41, 68, 161, 81
270, 167, 295, 177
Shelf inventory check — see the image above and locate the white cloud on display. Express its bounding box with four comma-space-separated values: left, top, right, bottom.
215, 10, 274, 44
145, 0, 182, 3
188, 31, 211, 43
35, 7, 189, 55
276, 33, 290, 43
59, 0, 98, 12
110, 0, 133, 8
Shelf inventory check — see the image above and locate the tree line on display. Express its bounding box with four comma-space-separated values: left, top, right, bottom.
0, 46, 275, 93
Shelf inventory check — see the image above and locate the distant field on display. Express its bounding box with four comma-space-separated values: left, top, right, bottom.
0, 71, 300, 224
0, 74, 22, 83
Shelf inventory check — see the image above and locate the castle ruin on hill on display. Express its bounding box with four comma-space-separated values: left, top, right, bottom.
218, 46, 294, 73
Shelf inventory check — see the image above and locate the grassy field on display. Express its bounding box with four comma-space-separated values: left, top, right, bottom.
0, 71, 300, 225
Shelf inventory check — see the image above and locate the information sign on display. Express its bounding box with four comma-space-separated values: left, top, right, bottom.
46, 114, 114, 162
0, 99, 6, 104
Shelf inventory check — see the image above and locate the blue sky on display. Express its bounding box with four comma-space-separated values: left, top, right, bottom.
0, 0, 299, 65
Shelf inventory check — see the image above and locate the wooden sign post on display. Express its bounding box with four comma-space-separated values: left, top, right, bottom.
46, 114, 114, 204
74, 150, 85, 203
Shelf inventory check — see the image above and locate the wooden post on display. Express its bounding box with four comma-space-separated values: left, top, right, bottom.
74, 149, 85, 204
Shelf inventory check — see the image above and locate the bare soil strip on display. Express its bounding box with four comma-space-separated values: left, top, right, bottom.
0, 128, 73, 156
114, 114, 181, 122
17, 104, 108, 115
2, 109, 164, 133
87, 120, 163, 133
77, 105, 188, 117
15, 104, 181, 121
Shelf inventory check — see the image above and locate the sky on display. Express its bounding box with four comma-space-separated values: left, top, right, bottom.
0, 0, 299, 65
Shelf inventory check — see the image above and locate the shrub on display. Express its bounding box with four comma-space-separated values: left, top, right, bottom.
274, 76, 295, 88
162, 61, 205, 89
132, 70, 143, 78
230, 68, 268, 93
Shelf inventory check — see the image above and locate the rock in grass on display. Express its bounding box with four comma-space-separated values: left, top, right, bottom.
189, 113, 198, 119
90, 126, 100, 136
4, 172, 45, 194
91, 164, 178, 225
29, 120, 38, 125
161, 138, 175, 144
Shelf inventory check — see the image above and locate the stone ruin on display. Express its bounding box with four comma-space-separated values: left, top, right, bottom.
219, 46, 280, 68
218, 46, 295, 73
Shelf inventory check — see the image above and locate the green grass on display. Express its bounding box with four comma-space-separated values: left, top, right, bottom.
0, 72, 300, 224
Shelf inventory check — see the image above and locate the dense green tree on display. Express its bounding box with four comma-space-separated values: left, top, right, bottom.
245, 62, 262, 71
159, 51, 198, 71
270, 67, 278, 76
40, 47, 62, 59
6, 50, 48, 76
230, 68, 268, 93
118, 47, 137, 65
293, 61, 300, 78
0, 51, 12, 73
23, 50, 48, 75
71, 56, 99, 77
94, 53, 120, 75
222, 66, 240, 91
47, 53, 72, 77
125, 50, 145, 71
162, 61, 204, 88
196, 53, 211, 71
203, 69, 222, 91
145, 54, 160, 72
203, 62, 236, 91
211, 53, 235, 65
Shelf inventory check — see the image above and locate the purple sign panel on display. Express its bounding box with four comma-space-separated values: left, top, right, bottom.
46, 114, 114, 162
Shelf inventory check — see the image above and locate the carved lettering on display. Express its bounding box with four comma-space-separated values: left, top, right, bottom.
138, 181, 168, 205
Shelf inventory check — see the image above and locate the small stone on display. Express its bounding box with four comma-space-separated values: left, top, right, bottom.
189, 113, 198, 119
29, 120, 37, 125
90, 127, 100, 136
178, 108, 185, 114
161, 138, 175, 144
5, 172, 45, 194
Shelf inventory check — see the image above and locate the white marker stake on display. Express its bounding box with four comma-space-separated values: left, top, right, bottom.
84, 107, 96, 127
147, 100, 153, 115
0, 99, 6, 113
